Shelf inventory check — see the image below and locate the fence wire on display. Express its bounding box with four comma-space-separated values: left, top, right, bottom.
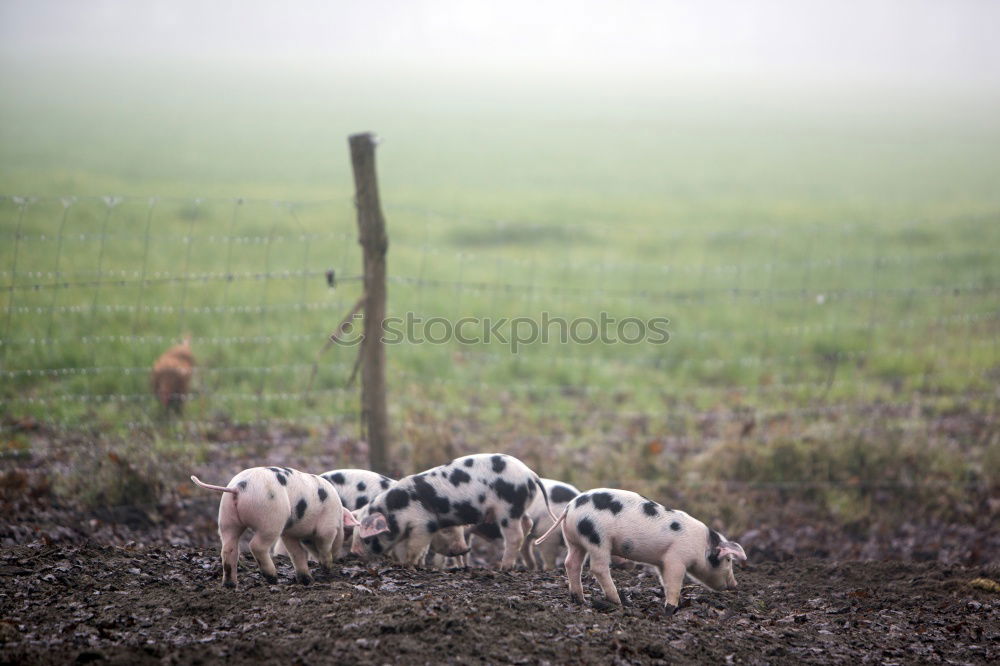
1, 194, 998, 479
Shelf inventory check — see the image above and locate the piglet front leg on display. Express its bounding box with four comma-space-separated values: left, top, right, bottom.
402, 534, 433, 567
659, 559, 687, 615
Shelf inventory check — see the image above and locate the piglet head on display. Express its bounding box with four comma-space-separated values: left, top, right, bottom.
708, 538, 747, 590
714, 540, 747, 563
713, 539, 747, 590
695, 531, 748, 592
350, 511, 391, 557
359, 512, 389, 538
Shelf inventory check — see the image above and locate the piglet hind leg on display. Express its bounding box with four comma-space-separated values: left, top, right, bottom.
219, 523, 245, 589
589, 551, 623, 606
518, 516, 537, 570
563, 542, 587, 604
518, 532, 537, 570
281, 537, 315, 585
249, 532, 281, 585
538, 538, 562, 571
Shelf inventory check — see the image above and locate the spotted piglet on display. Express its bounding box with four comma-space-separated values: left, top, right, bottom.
522, 478, 580, 570
319, 468, 394, 512
471, 477, 580, 569
351, 453, 556, 569
321, 468, 471, 565
272, 468, 395, 561
191, 466, 359, 588
535, 488, 747, 614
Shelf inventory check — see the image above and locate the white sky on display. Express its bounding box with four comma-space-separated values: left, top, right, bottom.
2, 0, 999, 90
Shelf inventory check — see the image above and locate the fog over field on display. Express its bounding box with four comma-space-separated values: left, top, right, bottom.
3, 0, 1000, 91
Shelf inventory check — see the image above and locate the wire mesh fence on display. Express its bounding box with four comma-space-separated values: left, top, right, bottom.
1, 193, 998, 490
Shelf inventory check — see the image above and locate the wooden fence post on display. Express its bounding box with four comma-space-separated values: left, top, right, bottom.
349, 132, 390, 475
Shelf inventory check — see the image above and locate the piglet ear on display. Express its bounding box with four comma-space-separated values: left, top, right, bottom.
342, 507, 361, 528
359, 512, 389, 538
718, 541, 747, 562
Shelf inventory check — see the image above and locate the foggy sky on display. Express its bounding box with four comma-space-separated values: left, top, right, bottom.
2, 0, 999, 90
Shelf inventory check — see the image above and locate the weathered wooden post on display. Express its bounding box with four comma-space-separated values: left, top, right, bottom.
349, 132, 390, 474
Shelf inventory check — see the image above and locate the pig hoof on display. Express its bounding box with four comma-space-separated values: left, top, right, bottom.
663, 604, 677, 616
262, 573, 279, 585
296, 572, 314, 586
591, 598, 616, 612
570, 592, 584, 605
222, 580, 236, 589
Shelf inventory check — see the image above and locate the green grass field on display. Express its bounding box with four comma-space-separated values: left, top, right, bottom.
1, 62, 998, 513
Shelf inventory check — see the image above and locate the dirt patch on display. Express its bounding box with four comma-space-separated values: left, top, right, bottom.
1, 544, 997, 664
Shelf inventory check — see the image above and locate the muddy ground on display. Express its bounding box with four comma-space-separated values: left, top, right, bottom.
1, 542, 997, 665
1, 412, 998, 664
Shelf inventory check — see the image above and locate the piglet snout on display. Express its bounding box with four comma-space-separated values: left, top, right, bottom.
725, 568, 740, 590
